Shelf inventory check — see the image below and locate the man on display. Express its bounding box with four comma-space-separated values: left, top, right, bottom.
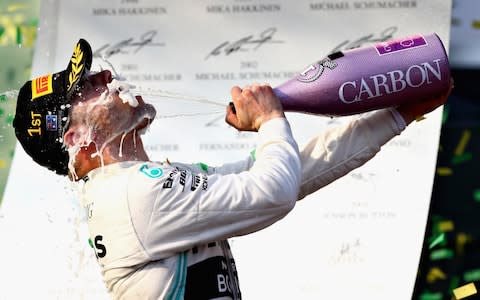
13, 39, 451, 299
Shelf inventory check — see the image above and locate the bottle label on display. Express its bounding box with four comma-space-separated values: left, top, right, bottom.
375, 35, 427, 55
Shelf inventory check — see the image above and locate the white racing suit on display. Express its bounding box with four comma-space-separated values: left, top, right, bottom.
80, 110, 405, 300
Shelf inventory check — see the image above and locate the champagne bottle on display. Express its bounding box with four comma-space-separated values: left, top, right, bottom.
247, 33, 451, 117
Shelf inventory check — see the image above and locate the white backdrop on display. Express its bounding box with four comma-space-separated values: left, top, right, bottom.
1, 0, 452, 299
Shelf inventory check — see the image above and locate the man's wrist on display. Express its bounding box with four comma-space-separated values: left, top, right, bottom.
255, 112, 286, 131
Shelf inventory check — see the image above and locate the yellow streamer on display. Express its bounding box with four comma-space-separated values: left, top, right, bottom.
437, 167, 453, 176
454, 130, 471, 156
453, 282, 477, 299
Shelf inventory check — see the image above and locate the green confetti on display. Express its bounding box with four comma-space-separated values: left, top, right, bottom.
6, 114, 14, 125
452, 153, 473, 165
442, 105, 449, 124
429, 233, 446, 249
0, 26, 4, 38
196, 162, 209, 172
449, 276, 461, 295
6, 68, 16, 84
0, 94, 6, 102
474, 190, 480, 202
250, 149, 256, 161
419, 291, 443, 300
16, 25, 22, 46
0, 108, 4, 117
27, 19, 39, 27
430, 248, 454, 260
88, 238, 93, 248
464, 269, 480, 282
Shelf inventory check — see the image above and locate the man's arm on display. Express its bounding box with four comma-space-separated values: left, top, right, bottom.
298, 108, 404, 199
213, 109, 402, 183
130, 84, 302, 259
298, 81, 453, 199
211, 108, 405, 201
213, 81, 453, 200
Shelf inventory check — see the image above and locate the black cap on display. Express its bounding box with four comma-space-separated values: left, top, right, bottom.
13, 39, 93, 175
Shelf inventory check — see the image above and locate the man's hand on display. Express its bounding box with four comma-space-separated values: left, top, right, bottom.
396, 79, 454, 124
225, 83, 285, 131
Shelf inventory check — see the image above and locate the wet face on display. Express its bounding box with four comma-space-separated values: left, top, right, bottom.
68, 70, 157, 149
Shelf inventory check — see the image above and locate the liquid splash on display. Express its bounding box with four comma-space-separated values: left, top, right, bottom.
0, 90, 19, 128
0, 90, 19, 100
64, 72, 227, 179
135, 87, 225, 108
97, 55, 227, 118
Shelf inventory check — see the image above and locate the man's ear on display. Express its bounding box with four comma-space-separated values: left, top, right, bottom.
63, 128, 76, 148
63, 125, 90, 148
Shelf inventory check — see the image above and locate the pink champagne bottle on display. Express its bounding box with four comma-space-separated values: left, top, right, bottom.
273, 33, 451, 116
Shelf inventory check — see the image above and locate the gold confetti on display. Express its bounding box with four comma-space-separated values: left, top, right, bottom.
453, 282, 477, 299
427, 267, 447, 283
438, 220, 454, 232
456, 233, 472, 256
7, 4, 27, 13
415, 115, 426, 122
454, 130, 471, 156
0, 160, 6, 168
437, 167, 453, 176
473, 20, 480, 29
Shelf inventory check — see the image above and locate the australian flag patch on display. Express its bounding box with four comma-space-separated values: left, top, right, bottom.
46, 115, 57, 131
